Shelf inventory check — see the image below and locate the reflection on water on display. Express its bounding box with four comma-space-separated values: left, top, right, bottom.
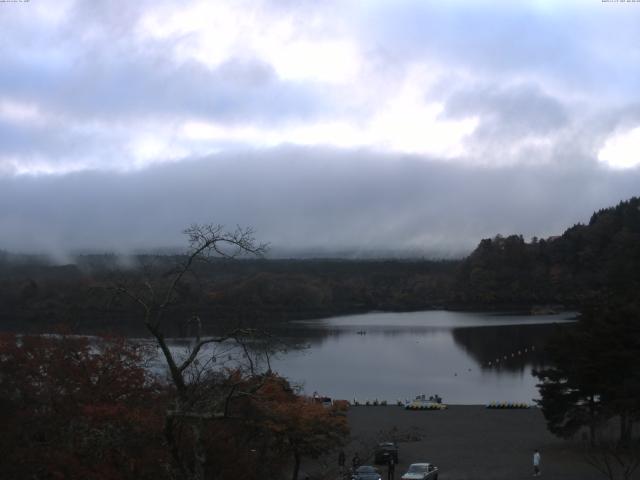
263, 310, 576, 405
158, 311, 575, 405
452, 324, 553, 372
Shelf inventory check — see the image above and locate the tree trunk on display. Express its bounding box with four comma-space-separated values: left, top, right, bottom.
164, 414, 188, 479
291, 450, 301, 480
192, 422, 207, 480
589, 422, 596, 447
588, 395, 597, 447
619, 413, 632, 446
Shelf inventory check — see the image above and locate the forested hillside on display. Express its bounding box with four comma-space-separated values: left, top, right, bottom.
455, 196, 640, 308
1, 197, 638, 333
0, 256, 456, 333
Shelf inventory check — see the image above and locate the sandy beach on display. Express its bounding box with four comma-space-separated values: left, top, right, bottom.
309, 405, 602, 480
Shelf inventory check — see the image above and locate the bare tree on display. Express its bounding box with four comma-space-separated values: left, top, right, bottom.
113, 224, 267, 480
583, 439, 640, 480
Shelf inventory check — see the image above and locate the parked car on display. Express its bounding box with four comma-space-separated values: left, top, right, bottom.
374, 442, 399, 464
352, 465, 382, 480
401, 463, 438, 480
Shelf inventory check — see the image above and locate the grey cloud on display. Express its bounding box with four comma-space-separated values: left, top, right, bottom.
1, 147, 639, 258
0, 119, 99, 158
0, 116, 132, 174
0, 52, 328, 125
0, 1, 334, 127
0, 0, 639, 257
0, 31, 338, 171
437, 83, 640, 169
67, 0, 155, 34
356, 1, 640, 100
444, 83, 568, 140
1, 0, 637, 173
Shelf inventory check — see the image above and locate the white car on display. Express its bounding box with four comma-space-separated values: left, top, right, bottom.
401, 463, 438, 480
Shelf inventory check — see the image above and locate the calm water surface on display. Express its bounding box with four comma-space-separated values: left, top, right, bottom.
264, 310, 576, 405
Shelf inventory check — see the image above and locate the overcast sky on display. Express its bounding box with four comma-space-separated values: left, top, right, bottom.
1, 0, 640, 258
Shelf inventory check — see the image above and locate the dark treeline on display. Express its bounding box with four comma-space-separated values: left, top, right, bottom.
1, 196, 639, 334
0, 256, 456, 334
454, 196, 640, 309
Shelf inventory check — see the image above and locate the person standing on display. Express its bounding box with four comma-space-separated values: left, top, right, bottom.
338, 450, 345, 473
533, 449, 541, 476
387, 455, 396, 480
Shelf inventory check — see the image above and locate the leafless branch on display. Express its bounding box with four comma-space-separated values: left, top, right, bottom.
177, 328, 256, 374
108, 223, 268, 480
583, 439, 640, 480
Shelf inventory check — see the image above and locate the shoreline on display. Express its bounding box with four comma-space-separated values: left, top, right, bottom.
0, 304, 576, 337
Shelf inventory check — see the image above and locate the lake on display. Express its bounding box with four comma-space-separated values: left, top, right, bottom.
262, 310, 576, 405
160, 310, 576, 405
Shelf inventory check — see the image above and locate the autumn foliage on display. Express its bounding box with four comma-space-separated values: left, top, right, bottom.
0, 333, 167, 479
245, 374, 349, 480
165, 372, 349, 479
0, 334, 348, 480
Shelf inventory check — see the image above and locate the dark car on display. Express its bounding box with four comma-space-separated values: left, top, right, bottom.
374, 442, 399, 465
352, 465, 382, 480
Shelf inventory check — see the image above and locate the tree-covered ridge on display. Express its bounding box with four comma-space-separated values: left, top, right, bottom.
1, 197, 639, 332
0, 257, 457, 334
454, 197, 640, 308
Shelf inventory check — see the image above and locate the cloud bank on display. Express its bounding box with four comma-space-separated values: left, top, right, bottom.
2, 148, 639, 258
1, 0, 639, 256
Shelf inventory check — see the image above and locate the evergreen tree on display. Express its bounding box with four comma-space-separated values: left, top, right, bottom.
535, 300, 640, 445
